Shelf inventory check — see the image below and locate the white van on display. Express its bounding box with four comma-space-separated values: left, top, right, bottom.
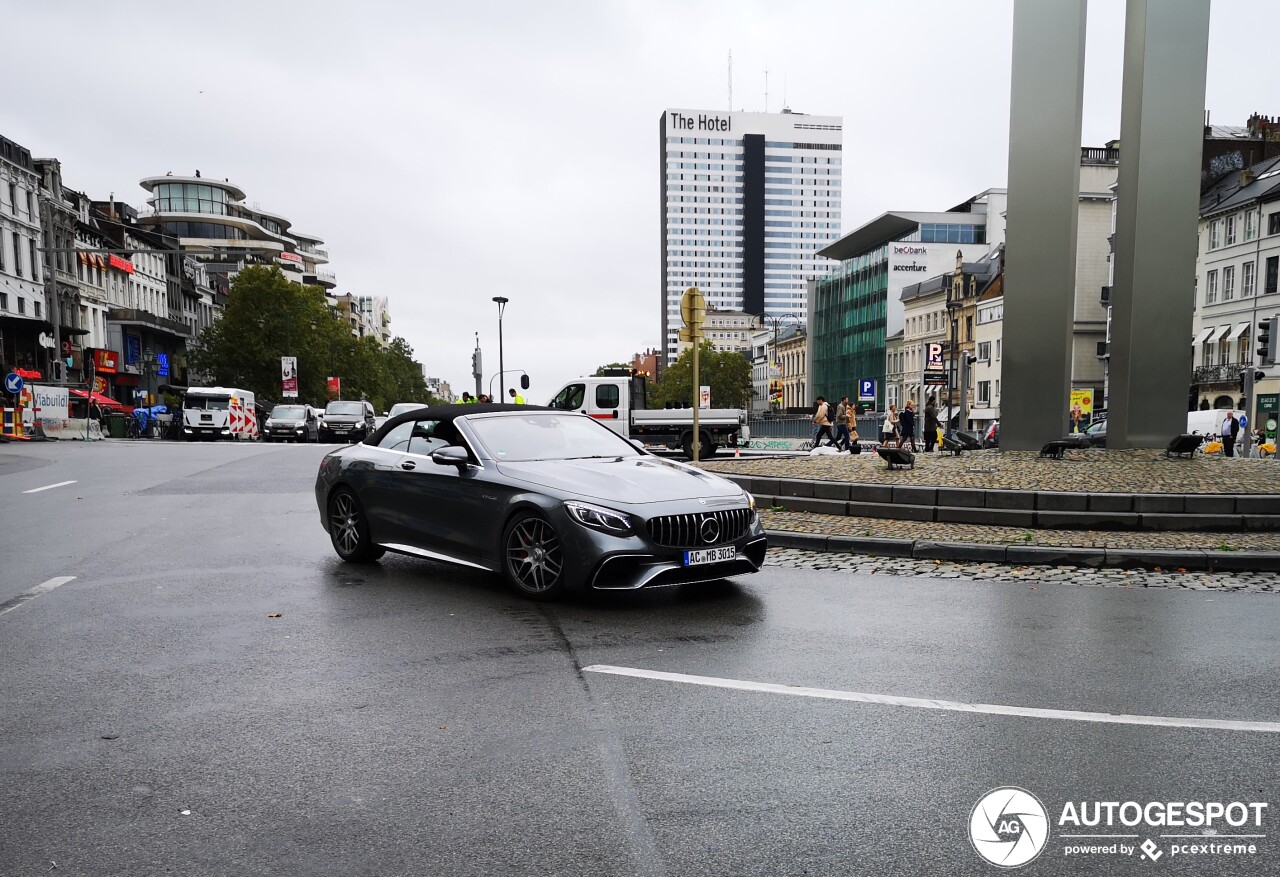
183, 387, 259, 441
1186, 408, 1244, 437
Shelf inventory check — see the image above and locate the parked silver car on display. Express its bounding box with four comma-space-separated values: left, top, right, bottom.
263, 404, 319, 442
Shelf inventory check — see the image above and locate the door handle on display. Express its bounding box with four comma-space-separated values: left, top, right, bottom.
400, 460, 416, 470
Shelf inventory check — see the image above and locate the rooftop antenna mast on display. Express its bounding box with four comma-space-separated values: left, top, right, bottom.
727, 50, 733, 111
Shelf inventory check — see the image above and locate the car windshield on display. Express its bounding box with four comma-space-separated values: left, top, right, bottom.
389, 403, 427, 417
186, 395, 230, 410
327, 402, 363, 415
467, 413, 640, 462
271, 405, 305, 419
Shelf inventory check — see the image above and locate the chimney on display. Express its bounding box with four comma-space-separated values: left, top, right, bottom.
1241, 167, 1257, 186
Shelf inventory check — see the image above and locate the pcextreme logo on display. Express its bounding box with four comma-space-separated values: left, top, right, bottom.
969, 788, 1270, 868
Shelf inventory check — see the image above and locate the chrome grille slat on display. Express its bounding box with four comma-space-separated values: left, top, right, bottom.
647, 508, 751, 547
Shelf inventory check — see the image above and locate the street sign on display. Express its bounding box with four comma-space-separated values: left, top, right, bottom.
858, 378, 876, 401
5, 372, 23, 395
923, 342, 947, 386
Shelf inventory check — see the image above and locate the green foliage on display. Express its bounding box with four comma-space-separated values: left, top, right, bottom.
651, 341, 753, 410
187, 266, 437, 413
593, 361, 633, 377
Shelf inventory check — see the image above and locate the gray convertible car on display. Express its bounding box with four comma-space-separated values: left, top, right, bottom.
314, 404, 767, 600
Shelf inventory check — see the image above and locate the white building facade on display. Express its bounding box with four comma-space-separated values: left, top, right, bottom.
660, 108, 842, 365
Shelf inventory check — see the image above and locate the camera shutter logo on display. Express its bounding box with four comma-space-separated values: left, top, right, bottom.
970, 787, 1050, 868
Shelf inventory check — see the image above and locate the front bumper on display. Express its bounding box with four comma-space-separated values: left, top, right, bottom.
561, 510, 767, 591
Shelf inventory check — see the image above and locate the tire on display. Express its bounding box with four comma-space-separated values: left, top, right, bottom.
327, 488, 380, 563
680, 431, 714, 460
501, 512, 567, 600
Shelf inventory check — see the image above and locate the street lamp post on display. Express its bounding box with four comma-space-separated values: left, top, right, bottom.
946, 291, 962, 436
492, 296, 509, 402
765, 313, 799, 412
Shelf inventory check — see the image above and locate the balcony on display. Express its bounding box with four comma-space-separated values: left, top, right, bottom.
1192, 364, 1244, 385
106, 307, 192, 338
304, 270, 337, 289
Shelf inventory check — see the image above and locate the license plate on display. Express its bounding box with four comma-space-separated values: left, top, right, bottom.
332, 429, 349, 434
683, 546, 736, 566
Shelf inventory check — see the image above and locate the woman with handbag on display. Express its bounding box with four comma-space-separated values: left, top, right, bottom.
882, 404, 899, 445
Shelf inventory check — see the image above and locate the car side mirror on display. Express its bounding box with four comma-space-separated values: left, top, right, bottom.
431, 446, 469, 467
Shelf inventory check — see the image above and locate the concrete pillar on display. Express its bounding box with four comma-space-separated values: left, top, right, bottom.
1107, 0, 1211, 448
1001, 0, 1087, 451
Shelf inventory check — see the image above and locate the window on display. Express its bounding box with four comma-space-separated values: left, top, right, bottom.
29, 239, 38, 282
1208, 219, 1221, 249
17, 297, 25, 315
1243, 261, 1255, 297
551, 383, 586, 411
1222, 266, 1235, 300
11, 232, 21, 278
25, 190, 32, 217
0, 233, 4, 271
1225, 215, 1236, 246
1245, 209, 1259, 241
977, 341, 991, 361
6, 183, 14, 213
996, 339, 1001, 361
1205, 269, 1218, 303
1266, 256, 1279, 295
0, 293, 6, 310
33, 301, 40, 318
1218, 338, 1230, 366
977, 380, 991, 404
1270, 213, 1280, 236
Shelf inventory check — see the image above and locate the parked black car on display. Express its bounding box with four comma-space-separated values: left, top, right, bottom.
314, 405, 767, 600
320, 399, 376, 443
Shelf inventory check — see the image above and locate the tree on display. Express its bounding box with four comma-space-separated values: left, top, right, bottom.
651, 341, 753, 410
593, 361, 633, 377
187, 266, 436, 412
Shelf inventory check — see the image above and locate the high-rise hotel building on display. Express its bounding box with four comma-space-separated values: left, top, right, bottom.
659, 108, 842, 364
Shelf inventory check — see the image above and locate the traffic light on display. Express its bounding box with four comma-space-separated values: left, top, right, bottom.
1258, 316, 1278, 364
471, 349, 482, 378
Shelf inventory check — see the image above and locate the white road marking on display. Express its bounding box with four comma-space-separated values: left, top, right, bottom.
0, 576, 77, 616
22, 480, 77, 494
581, 665, 1280, 734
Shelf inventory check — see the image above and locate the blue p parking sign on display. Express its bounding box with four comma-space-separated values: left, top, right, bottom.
858, 379, 876, 401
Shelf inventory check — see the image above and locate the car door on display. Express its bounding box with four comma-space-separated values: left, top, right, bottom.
381, 418, 492, 567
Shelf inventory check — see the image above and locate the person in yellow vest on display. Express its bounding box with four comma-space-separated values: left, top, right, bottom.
508, 388, 525, 404
460, 392, 475, 404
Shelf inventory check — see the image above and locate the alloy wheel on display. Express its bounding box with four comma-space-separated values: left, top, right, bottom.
330, 491, 362, 557
505, 517, 564, 593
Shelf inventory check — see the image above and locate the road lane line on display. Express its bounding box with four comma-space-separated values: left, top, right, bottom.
0, 576, 77, 617
22, 480, 77, 494
581, 665, 1280, 734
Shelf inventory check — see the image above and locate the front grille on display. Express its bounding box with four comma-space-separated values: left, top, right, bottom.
646, 507, 753, 547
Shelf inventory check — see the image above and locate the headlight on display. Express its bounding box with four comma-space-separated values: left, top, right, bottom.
743, 491, 756, 510
320, 420, 329, 428
565, 501, 633, 534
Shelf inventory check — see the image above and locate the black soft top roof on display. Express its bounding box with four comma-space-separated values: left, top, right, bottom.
365, 403, 551, 446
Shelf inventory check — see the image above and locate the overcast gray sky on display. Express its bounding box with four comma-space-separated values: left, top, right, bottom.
5, 0, 1273, 400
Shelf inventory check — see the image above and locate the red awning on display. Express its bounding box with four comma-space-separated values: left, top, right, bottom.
69, 389, 126, 409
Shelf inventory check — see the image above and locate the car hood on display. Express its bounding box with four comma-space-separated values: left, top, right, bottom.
495, 456, 745, 505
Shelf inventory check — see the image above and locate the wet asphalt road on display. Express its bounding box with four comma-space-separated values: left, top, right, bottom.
2, 440, 1279, 877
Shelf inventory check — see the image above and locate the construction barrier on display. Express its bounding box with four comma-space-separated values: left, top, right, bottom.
38, 418, 103, 441
2, 408, 26, 440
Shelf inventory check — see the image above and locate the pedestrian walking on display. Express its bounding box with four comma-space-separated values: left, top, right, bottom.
845, 400, 861, 454
881, 404, 899, 446
832, 396, 852, 451
897, 400, 917, 451
508, 388, 525, 404
1221, 411, 1239, 457
923, 398, 938, 453
812, 396, 836, 448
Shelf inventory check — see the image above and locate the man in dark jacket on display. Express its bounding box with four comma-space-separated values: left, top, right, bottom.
923, 399, 938, 452
898, 400, 917, 451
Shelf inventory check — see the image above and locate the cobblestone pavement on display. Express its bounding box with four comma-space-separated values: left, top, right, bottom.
702, 447, 1280, 494
764, 546, 1280, 593
758, 509, 1280, 550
